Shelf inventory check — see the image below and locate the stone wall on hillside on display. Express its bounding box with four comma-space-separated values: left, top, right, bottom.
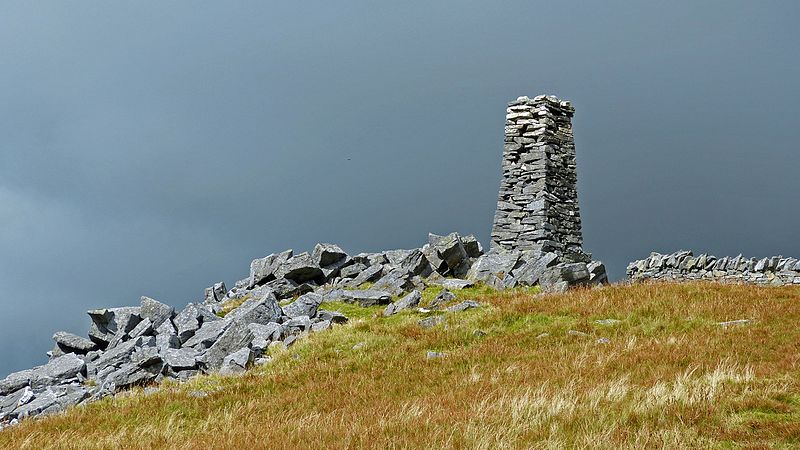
628, 251, 800, 285
490, 95, 589, 263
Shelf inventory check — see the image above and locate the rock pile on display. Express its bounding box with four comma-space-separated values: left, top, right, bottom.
627, 251, 800, 285
0, 230, 605, 429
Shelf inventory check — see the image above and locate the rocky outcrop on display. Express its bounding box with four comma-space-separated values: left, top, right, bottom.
627, 251, 800, 285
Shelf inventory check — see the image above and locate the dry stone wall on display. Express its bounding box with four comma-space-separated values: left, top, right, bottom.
628, 251, 800, 285
490, 95, 589, 263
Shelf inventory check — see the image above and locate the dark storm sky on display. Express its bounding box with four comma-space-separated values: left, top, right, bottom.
1, 1, 798, 376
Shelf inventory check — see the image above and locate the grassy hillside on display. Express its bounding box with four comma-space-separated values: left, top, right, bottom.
2, 282, 799, 449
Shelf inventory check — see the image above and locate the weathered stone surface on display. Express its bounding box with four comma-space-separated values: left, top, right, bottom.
283, 316, 312, 335
418, 316, 445, 329
0, 370, 34, 396
383, 290, 422, 316
140, 296, 174, 329
313, 243, 348, 267
461, 234, 483, 258
447, 300, 481, 313
428, 233, 470, 276
439, 279, 475, 290
539, 263, 589, 293
467, 251, 520, 283
282, 292, 323, 319
249, 322, 283, 353
311, 320, 331, 332
262, 278, 313, 299
204, 282, 227, 303
339, 263, 366, 279
220, 348, 253, 375
347, 264, 383, 287
225, 293, 282, 326
337, 289, 393, 307
373, 269, 415, 296
512, 252, 559, 285
316, 310, 349, 324
162, 348, 200, 370
94, 336, 154, 372
183, 320, 229, 349
200, 321, 254, 372
87, 307, 141, 345
30, 353, 86, 387
250, 249, 293, 287
52, 331, 97, 354
275, 252, 323, 284
173, 303, 220, 342
429, 288, 456, 310
128, 318, 154, 339
397, 249, 433, 277
103, 362, 162, 389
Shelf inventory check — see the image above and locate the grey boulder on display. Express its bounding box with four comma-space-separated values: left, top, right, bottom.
383, 290, 422, 316
200, 321, 254, 372
250, 249, 293, 287
313, 243, 348, 267
87, 307, 142, 346
204, 282, 228, 303
225, 292, 282, 326
338, 289, 393, 307
282, 292, 323, 319
52, 331, 97, 354
275, 252, 323, 284
447, 300, 481, 313
139, 296, 174, 329
220, 348, 253, 375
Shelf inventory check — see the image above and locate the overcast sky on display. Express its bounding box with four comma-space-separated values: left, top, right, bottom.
1, 1, 798, 377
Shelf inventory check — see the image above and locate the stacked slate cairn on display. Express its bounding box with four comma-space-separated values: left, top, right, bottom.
628, 251, 800, 285
485, 94, 608, 292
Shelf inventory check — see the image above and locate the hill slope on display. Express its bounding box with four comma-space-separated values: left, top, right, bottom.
2, 282, 799, 449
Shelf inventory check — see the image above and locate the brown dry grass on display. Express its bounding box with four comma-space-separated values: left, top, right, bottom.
2, 282, 800, 449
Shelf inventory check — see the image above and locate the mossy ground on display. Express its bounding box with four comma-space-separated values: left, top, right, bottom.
3, 282, 800, 449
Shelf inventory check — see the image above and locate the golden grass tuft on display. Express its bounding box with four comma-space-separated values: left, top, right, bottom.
2, 282, 800, 449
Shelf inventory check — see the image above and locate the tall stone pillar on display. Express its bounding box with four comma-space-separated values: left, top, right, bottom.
490, 95, 590, 263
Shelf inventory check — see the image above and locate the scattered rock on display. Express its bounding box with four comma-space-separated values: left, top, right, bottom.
282, 292, 323, 319
429, 289, 456, 310
249, 249, 293, 287
446, 300, 481, 313
200, 322, 254, 372
275, 252, 323, 284
139, 296, 174, 329
337, 289, 393, 307
426, 351, 446, 360
52, 332, 97, 354
383, 290, 422, 316
418, 316, 445, 329
718, 319, 752, 328
595, 319, 622, 326
220, 348, 253, 375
